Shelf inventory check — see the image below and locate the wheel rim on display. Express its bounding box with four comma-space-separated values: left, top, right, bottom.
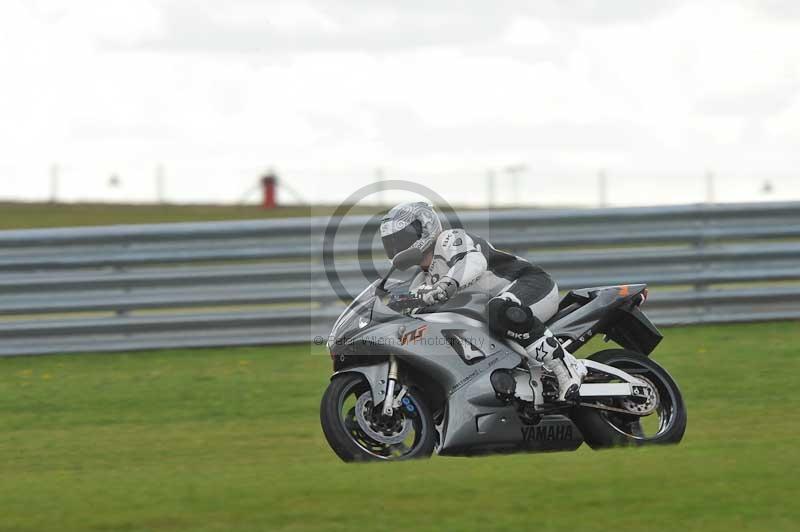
595, 356, 680, 441
337, 379, 428, 459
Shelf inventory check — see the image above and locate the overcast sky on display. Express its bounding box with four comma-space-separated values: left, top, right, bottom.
1, 0, 799, 207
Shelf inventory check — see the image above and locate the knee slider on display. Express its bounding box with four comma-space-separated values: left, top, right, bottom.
486, 297, 546, 347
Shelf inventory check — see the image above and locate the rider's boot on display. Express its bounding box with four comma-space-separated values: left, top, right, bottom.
525, 332, 586, 402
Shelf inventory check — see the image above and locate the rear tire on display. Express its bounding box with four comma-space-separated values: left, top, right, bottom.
320, 373, 436, 462
572, 349, 687, 449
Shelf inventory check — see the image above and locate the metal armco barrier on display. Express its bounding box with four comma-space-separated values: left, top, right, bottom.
0, 201, 798, 356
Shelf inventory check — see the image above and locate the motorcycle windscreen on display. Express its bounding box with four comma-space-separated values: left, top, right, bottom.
328, 281, 379, 350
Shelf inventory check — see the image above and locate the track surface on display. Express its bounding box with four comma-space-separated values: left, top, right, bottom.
0, 321, 798, 531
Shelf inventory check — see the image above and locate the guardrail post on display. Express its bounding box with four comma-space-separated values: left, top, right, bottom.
114, 241, 131, 318
114, 266, 130, 318
693, 204, 711, 321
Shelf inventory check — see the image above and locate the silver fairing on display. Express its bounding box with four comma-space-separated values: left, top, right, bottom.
329, 283, 650, 456
414, 312, 582, 454
335, 304, 583, 455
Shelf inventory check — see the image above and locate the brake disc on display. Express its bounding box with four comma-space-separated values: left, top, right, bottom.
620, 376, 660, 416
354, 391, 412, 445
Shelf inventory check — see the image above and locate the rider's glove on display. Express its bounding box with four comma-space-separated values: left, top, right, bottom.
420, 276, 459, 306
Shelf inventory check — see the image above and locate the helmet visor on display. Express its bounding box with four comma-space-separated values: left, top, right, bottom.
381, 221, 422, 259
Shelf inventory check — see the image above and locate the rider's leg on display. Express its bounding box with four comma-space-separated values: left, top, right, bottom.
526, 330, 586, 402
517, 280, 586, 399
487, 276, 585, 402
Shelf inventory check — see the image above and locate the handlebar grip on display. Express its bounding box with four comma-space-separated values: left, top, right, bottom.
389, 296, 425, 311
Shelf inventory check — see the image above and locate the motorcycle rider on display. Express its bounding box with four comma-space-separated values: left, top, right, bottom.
379, 201, 586, 402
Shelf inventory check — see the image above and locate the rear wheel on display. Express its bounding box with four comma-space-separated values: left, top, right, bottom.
572, 349, 687, 449
320, 373, 436, 462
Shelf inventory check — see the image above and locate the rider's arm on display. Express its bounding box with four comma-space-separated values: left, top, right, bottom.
436, 230, 487, 288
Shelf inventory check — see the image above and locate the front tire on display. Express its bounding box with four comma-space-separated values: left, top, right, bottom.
320, 373, 436, 462
572, 349, 687, 449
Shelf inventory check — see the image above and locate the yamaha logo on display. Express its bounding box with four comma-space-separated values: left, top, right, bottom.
521, 424, 574, 442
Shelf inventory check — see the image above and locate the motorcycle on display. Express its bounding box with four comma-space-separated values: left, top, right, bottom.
320, 247, 686, 461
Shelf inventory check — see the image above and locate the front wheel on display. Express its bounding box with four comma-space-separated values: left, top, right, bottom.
320, 373, 436, 462
572, 349, 687, 449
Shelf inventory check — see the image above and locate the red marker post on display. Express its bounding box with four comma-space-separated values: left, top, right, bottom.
261, 173, 277, 209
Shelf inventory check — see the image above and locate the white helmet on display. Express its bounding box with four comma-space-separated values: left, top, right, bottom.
379, 202, 443, 259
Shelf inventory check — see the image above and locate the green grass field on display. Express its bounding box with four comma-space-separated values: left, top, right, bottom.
0, 201, 514, 230
0, 202, 392, 230
1, 321, 798, 531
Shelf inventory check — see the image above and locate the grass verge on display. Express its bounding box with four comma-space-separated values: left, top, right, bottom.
0, 321, 798, 531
